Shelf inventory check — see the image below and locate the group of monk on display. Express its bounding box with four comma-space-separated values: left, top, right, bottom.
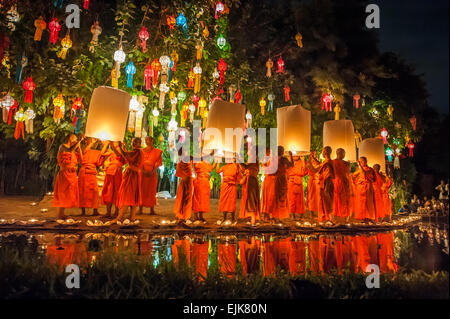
52, 134, 393, 226
52, 134, 162, 222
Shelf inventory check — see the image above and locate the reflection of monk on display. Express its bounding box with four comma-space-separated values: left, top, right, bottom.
262, 238, 277, 276
46, 239, 87, 270
239, 238, 261, 276
323, 237, 338, 273
174, 153, 193, 222
172, 238, 191, 267
191, 240, 209, 280
101, 145, 125, 218
139, 136, 162, 215
218, 242, 237, 277
377, 232, 398, 273
288, 157, 307, 219
352, 157, 376, 221
332, 148, 351, 221
335, 236, 353, 274
372, 164, 385, 222
193, 160, 216, 221
308, 238, 324, 275
289, 239, 307, 276
217, 160, 241, 222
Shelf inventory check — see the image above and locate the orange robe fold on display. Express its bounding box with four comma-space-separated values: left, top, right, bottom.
238, 238, 261, 276
373, 171, 385, 220
193, 161, 214, 213
382, 176, 393, 218
174, 161, 193, 220
52, 145, 79, 208
217, 163, 241, 213
140, 147, 162, 207
289, 240, 307, 276
101, 154, 124, 206
377, 233, 398, 273
288, 159, 307, 215
352, 166, 376, 220
78, 149, 104, 208
218, 243, 237, 277
332, 159, 351, 218
316, 159, 335, 222
116, 149, 143, 208
191, 242, 209, 279
306, 168, 319, 213
239, 162, 260, 219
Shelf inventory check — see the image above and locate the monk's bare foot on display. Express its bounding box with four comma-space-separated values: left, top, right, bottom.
92, 212, 99, 217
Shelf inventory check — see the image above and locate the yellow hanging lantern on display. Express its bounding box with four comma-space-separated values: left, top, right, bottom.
259, 97, 266, 115
387, 104, 394, 120
111, 68, 120, 88
57, 34, 72, 60
333, 103, 341, 120
354, 130, 362, 148
295, 32, 303, 48
202, 108, 208, 129
193, 63, 202, 94
198, 97, 207, 116
53, 94, 65, 124
196, 40, 203, 60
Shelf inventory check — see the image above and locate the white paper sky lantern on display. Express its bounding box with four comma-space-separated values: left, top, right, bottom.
359, 138, 386, 173
323, 119, 356, 162
277, 105, 311, 155
203, 99, 245, 156
85, 86, 131, 141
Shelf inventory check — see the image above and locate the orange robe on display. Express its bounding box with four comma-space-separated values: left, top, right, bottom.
262, 240, 277, 276
46, 243, 87, 270
261, 163, 277, 215
288, 160, 307, 215
377, 232, 398, 273
78, 149, 104, 208
332, 159, 351, 218
101, 154, 124, 206
217, 163, 241, 213
193, 161, 214, 213
116, 149, 143, 208
140, 147, 162, 207
174, 161, 193, 220
53, 145, 79, 208
335, 236, 353, 274
382, 176, 393, 218
289, 240, 307, 276
239, 162, 260, 219
317, 159, 335, 222
191, 242, 209, 279
323, 237, 338, 274
373, 171, 385, 219
272, 157, 290, 219
172, 239, 191, 267
218, 243, 237, 277
308, 238, 324, 275
238, 238, 261, 276
352, 166, 376, 220
306, 168, 319, 213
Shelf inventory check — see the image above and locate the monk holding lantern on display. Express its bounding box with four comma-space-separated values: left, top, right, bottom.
332, 148, 351, 222
352, 156, 376, 222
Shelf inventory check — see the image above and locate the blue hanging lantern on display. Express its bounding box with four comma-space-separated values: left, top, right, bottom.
267, 93, 275, 112
54, 0, 64, 8
176, 13, 189, 38
15, 53, 28, 84
125, 61, 136, 88
168, 57, 174, 82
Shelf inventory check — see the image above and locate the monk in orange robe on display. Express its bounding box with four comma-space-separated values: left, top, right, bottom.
377, 232, 398, 273
306, 163, 320, 215
239, 147, 260, 225
352, 157, 376, 222
217, 159, 242, 223
382, 174, 394, 221
113, 138, 143, 222
373, 164, 386, 222
139, 136, 163, 215
261, 148, 277, 221
309, 147, 335, 223
78, 138, 107, 216
218, 240, 237, 277
238, 237, 261, 276
332, 148, 351, 222
101, 142, 125, 218
288, 156, 307, 220
174, 150, 193, 223
192, 159, 216, 222
53, 134, 84, 219
191, 239, 209, 280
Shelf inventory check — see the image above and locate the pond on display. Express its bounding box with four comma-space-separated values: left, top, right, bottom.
0, 221, 448, 277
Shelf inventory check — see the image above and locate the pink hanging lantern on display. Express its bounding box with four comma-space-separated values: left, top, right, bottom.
23, 77, 36, 104
276, 56, 285, 73
322, 93, 333, 112
48, 18, 61, 45
139, 26, 150, 53
144, 65, 153, 91
218, 58, 227, 87
380, 128, 388, 144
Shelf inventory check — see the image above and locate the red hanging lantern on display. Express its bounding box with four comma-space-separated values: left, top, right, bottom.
218, 58, 227, 86
234, 89, 242, 104
353, 94, 360, 109
48, 18, 61, 45
144, 65, 153, 91
380, 128, 388, 144
167, 16, 176, 30
23, 77, 36, 104
187, 69, 195, 88
151, 58, 161, 88
71, 97, 84, 126
8, 99, 18, 125
192, 95, 200, 109
276, 56, 285, 73
407, 141, 415, 157
284, 84, 290, 102
139, 26, 149, 53
0, 33, 10, 62
322, 93, 333, 112
83, 0, 90, 10
410, 116, 417, 130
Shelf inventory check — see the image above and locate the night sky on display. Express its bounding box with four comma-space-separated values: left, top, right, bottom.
375, 0, 449, 114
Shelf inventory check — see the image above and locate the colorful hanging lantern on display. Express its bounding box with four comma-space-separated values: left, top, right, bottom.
380, 128, 388, 144
151, 58, 161, 88
167, 15, 176, 30
159, 82, 169, 109
24, 108, 35, 134
83, 0, 90, 10
113, 46, 126, 81
259, 97, 266, 115
276, 56, 285, 73
71, 98, 85, 134
23, 77, 36, 104
385, 147, 393, 162
216, 34, 226, 50
407, 141, 415, 157
139, 26, 150, 52
267, 93, 275, 112
218, 59, 227, 86
187, 68, 195, 88
125, 61, 136, 88
2, 93, 16, 124
6, 5, 20, 31
53, 94, 65, 124
245, 110, 252, 128
170, 96, 178, 114
354, 130, 362, 148
188, 104, 196, 122
284, 85, 290, 102
14, 108, 26, 140
143, 65, 153, 91
159, 55, 171, 83
334, 103, 341, 120
152, 108, 160, 126
203, 25, 209, 39
235, 89, 242, 104
192, 95, 200, 110
180, 102, 189, 127
196, 40, 203, 60
34, 17, 47, 41
129, 96, 140, 111
410, 115, 417, 130
15, 53, 28, 84
90, 21, 102, 52
57, 34, 72, 60
111, 68, 120, 88
265, 58, 273, 78
170, 50, 179, 71
193, 63, 202, 94
177, 91, 187, 103
295, 32, 303, 48
387, 104, 394, 120
353, 94, 360, 109
197, 97, 207, 116
228, 85, 236, 103
322, 93, 333, 112
176, 13, 188, 38
215, 2, 225, 19
49, 18, 61, 45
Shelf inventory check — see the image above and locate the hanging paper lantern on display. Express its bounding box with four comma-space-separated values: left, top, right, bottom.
159, 82, 170, 109
187, 68, 195, 88
323, 120, 357, 162
159, 55, 171, 83
83, 0, 90, 10
228, 85, 236, 103
277, 105, 311, 155
216, 34, 226, 50
113, 46, 126, 82
177, 91, 187, 103
170, 50, 179, 71
201, 108, 208, 129
394, 148, 401, 169
90, 21, 102, 52
203, 25, 209, 39
353, 94, 360, 109
276, 56, 285, 73
322, 93, 333, 112
180, 102, 189, 127
334, 103, 341, 120
176, 13, 189, 38
267, 93, 275, 112
218, 59, 227, 87
380, 128, 388, 144
57, 34, 72, 60
192, 95, 200, 110
143, 65, 153, 91
354, 130, 362, 148
359, 138, 386, 172
170, 96, 178, 114
14, 108, 26, 140
385, 148, 393, 162
15, 53, 28, 84
125, 61, 136, 88
71, 98, 85, 134
151, 58, 161, 88
387, 104, 394, 120
189, 104, 195, 122
295, 32, 303, 48
198, 98, 207, 116
111, 68, 120, 88
259, 97, 266, 115
48, 18, 61, 45
24, 108, 36, 134
215, 2, 225, 19
167, 16, 176, 30
196, 40, 203, 60
23, 77, 36, 104
235, 89, 242, 104
2, 93, 15, 124
265, 58, 273, 78
284, 85, 290, 102
139, 26, 150, 53
152, 108, 160, 127
6, 5, 20, 31
407, 141, 415, 157
53, 94, 65, 124
34, 17, 47, 41
193, 63, 202, 94
245, 110, 252, 128
129, 96, 140, 111
410, 115, 417, 130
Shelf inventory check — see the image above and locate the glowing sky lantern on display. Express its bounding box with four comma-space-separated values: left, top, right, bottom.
85, 86, 131, 141
380, 127, 388, 144
359, 138, 386, 172
323, 119, 357, 162
277, 105, 311, 155
139, 26, 149, 52
216, 34, 226, 50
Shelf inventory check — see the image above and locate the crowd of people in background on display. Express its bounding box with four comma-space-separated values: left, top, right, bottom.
403, 180, 449, 216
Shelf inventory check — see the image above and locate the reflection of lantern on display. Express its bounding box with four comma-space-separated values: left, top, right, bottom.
53, 94, 65, 124
139, 26, 149, 52
277, 105, 311, 155
203, 100, 245, 156
259, 97, 266, 115
407, 141, 415, 157
217, 34, 226, 50
380, 128, 388, 144
359, 138, 386, 172
323, 120, 357, 162
193, 63, 202, 94
85, 86, 131, 141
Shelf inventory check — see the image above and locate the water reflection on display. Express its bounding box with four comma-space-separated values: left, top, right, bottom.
0, 223, 447, 278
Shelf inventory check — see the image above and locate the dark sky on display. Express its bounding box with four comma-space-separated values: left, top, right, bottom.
374, 0, 449, 114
